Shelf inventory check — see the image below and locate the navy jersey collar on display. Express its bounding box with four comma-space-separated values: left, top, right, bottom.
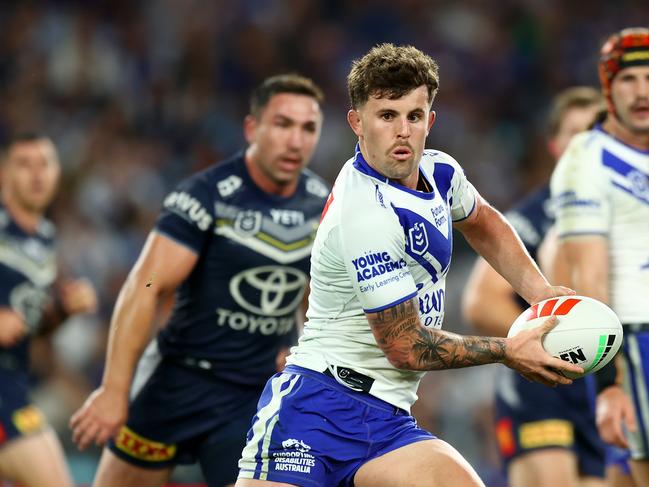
351, 143, 436, 199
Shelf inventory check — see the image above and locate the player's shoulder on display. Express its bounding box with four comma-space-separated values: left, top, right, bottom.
421, 149, 464, 173
509, 185, 550, 216
171, 153, 245, 200
552, 129, 605, 187
299, 167, 330, 201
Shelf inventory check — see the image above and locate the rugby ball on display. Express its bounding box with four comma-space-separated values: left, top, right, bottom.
507, 295, 623, 379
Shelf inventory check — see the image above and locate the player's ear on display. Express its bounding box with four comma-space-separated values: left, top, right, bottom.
427, 110, 436, 133
347, 110, 362, 137
243, 115, 258, 144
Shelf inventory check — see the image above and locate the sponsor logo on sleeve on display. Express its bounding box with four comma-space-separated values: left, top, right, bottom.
217, 175, 243, 197
163, 191, 213, 231
115, 426, 177, 462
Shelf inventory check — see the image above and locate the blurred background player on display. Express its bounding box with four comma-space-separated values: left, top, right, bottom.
69, 73, 329, 487
462, 87, 607, 487
550, 27, 649, 486
0, 133, 97, 487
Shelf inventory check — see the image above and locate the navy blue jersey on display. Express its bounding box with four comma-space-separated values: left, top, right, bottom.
505, 185, 553, 262
0, 202, 57, 372
155, 153, 329, 386
505, 185, 553, 309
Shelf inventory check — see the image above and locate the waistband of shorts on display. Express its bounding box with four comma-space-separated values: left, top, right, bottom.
284, 364, 408, 416
623, 323, 649, 334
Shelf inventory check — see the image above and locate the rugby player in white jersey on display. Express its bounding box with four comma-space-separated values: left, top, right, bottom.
236, 44, 583, 487
551, 27, 649, 486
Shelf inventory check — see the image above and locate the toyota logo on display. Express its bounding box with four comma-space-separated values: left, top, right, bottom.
229, 266, 307, 316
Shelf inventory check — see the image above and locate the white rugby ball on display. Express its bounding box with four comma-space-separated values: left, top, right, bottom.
507, 295, 623, 379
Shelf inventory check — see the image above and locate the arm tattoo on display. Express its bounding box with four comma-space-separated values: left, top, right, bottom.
367, 297, 507, 371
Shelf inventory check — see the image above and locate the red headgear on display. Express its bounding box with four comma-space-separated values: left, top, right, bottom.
598, 27, 649, 113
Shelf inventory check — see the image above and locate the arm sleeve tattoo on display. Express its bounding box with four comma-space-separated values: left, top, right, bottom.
367, 297, 507, 370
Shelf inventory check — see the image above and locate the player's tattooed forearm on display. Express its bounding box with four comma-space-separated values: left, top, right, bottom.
368, 297, 506, 370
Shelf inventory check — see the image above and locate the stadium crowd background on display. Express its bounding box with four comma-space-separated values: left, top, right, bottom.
0, 1, 645, 485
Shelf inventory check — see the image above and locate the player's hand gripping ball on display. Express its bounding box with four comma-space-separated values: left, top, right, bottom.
508, 296, 623, 379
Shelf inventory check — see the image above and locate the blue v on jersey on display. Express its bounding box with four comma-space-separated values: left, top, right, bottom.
154, 153, 329, 387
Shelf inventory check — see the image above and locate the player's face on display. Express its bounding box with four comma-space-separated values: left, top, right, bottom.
2, 139, 61, 213
347, 85, 435, 189
247, 93, 322, 186
610, 65, 649, 134
549, 104, 601, 159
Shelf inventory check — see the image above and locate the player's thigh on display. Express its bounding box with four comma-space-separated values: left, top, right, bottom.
629, 459, 649, 486
235, 480, 297, 487
354, 439, 484, 487
606, 465, 636, 487
93, 447, 173, 487
508, 448, 579, 487
0, 429, 73, 487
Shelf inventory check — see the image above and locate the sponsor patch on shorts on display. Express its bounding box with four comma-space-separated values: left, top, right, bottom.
115, 426, 177, 462
12, 405, 45, 434
519, 419, 573, 449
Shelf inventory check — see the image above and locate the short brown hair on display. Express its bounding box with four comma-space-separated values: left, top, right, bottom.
547, 86, 605, 136
250, 74, 324, 117
347, 44, 439, 109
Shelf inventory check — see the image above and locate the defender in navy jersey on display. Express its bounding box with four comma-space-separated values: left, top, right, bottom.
236, 44, 583, 487
0, 134, 97, 487
71, 74, 328, 487
463, 88, 608, 487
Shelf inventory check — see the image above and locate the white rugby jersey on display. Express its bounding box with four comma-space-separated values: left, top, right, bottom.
287, 145, 477, 410
551, 126, 649, 323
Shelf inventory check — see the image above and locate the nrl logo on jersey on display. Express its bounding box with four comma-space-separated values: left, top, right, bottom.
234, 210, 263, 236
408, 222, 429, 255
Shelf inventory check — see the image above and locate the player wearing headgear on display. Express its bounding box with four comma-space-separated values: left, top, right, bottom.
551, 27, 649, 485
0, 133, 97, 487
463, 87, 607, 487
70, 74, 329, 487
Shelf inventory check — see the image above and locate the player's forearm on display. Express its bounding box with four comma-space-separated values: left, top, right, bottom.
368, 298, 506, 371
561, 240, 609, 303
101, 273, 159, 394
461, 204, 548, 304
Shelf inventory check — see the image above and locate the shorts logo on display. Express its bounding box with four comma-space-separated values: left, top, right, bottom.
234, 210, 263, 236
273, 438, 315, 474
408, 222, 429, 255
230, 266, 307, 316
281, 438, 311, 453
519, 420, 573, 449
12, 405, 45, 434
115, 426, 177, 462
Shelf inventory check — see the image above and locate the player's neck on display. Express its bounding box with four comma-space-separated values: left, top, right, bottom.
244, 150, 298, 197
0, 193, 43, 233
603, 116, 649, 151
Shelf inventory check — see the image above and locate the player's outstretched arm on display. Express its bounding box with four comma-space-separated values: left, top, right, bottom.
70, 231, 198, 450
455, 195, 573, 306
367, 298, 582, 386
